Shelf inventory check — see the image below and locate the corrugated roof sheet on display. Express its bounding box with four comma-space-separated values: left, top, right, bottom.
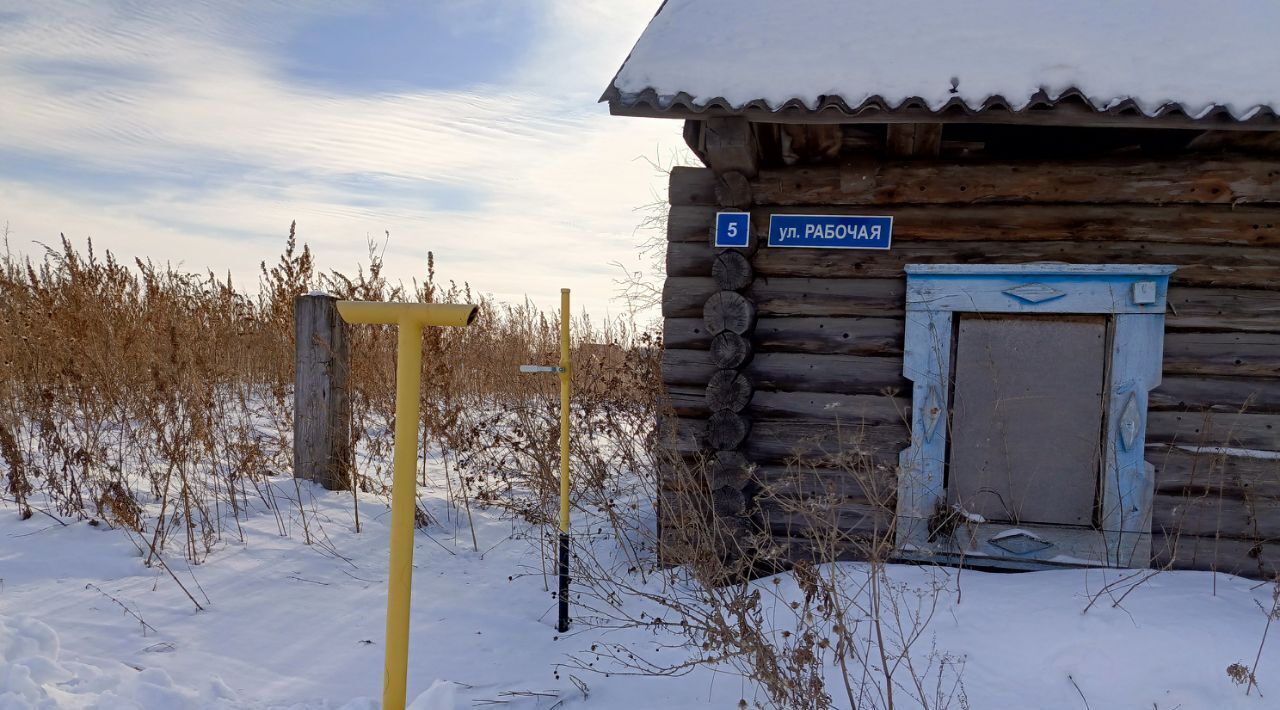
603, 0, 1280, 128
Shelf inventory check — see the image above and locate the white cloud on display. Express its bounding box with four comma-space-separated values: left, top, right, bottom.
0, 0, 687, 319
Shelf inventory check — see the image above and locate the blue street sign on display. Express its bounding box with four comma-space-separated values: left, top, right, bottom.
714, 211, 750, 248
768, 214, 893, 250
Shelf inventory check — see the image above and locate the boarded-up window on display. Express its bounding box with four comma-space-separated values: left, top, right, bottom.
899, 264, 1174, 568
946, 314, 1108, 527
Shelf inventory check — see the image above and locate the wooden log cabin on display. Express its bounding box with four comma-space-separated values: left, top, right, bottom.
603, 2, 1280, 576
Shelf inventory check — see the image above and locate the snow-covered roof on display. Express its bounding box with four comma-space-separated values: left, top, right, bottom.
603, 0, 1280, 128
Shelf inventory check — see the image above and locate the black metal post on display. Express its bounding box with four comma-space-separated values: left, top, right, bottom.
557, 531, 570, 633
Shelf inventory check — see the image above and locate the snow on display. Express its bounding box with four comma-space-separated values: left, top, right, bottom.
3, 471, 1279, 708
0, 615, 241, 708
951, 504, 986, 524
1173, 445, 1280, 460
989, 528, 1037, 541
0, 478, 744, 709
610, 0, 1280, 119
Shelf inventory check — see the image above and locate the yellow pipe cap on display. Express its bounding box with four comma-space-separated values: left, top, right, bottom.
336, 301, 478, 328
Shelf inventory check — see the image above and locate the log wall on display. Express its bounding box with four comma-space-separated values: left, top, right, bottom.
663, 154, 1280, 578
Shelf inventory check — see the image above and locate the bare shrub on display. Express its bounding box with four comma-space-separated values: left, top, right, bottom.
573, 420, 967, 710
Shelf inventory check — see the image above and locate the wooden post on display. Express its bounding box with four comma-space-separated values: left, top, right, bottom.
294, 293, 351, 490
886, 123, 943, 157
705, 117, 759, 177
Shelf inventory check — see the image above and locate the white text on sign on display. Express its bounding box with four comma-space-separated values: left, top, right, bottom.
767, 214, 893, 250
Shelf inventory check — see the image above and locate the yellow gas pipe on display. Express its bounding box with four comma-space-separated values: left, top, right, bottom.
334, 301, 477, 710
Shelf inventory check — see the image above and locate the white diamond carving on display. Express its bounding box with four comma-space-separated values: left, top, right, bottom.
1003, 282, 1065, 303
922, 384, 943, 440
1118, 393, 1141, 451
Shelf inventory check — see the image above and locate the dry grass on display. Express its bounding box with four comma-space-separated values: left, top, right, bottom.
0, 224, 661, 564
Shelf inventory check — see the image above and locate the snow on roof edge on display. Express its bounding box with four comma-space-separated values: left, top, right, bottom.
603, 0, 1280, 128
604, 86, 1280, 128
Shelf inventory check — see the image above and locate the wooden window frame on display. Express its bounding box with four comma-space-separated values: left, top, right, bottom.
896, 263, 1176, 569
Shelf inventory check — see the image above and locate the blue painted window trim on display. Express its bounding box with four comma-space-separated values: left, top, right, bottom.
896, 264, 1176, 569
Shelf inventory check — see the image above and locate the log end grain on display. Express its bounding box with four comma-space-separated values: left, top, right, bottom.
704, 290, 758, 335
706, 369, 754, 412
712, 250, 754, 290
708, 410, 752, 450
710, 331, 754, 368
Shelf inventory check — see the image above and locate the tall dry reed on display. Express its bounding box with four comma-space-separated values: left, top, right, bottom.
0, 224, 661, 564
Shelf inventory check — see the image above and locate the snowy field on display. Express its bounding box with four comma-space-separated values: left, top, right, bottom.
3, 468, 1278, 709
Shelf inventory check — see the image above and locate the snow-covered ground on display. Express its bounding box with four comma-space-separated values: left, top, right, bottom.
3, 468, 1278, 709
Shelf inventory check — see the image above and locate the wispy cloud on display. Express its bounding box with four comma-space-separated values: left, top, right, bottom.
0, 0, 683, 318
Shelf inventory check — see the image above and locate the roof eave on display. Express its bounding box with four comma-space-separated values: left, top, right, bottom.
607, 97, 1280, 132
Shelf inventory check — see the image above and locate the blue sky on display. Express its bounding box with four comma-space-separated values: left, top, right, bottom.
282, 1, 542, 92
0, 0, 684, 319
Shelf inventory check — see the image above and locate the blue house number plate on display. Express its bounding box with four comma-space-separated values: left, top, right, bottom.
768, 214, 893, 250
714, 211, 750, 248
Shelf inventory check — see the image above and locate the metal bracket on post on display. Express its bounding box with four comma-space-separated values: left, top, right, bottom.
519, 365, 565, 374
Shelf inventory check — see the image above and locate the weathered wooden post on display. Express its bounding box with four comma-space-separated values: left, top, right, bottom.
293, 293, 352, 490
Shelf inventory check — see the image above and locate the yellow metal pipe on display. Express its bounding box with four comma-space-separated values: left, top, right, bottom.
558, 289, 570, 533
337, 301, 477, 328
333, 300, 476, 710
382, 321, 422, 710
